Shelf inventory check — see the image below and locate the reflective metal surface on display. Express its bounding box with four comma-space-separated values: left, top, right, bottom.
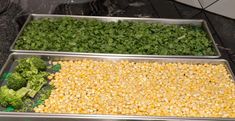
0, 53, 234, 121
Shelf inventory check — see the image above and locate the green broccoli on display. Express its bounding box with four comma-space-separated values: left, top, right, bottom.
7, 72, 27, 91
0, 86, 29, 109
16, 87, 30, 98
16, 57, 47, 75
15, 85, 55, 112
27, 57, 47, 71
15, 59, 30, 74
26, 72, 49, 98
13, 57, 49, 98
0, 57, 50, 111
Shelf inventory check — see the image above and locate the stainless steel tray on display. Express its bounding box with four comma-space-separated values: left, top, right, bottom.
10, 14, 221, 58
0, 52, 234, 121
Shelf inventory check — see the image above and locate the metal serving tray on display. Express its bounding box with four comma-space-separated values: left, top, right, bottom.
0, 53, 234, 121
10, 14, 221, 58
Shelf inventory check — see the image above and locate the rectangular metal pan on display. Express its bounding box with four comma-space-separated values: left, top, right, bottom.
0, 52, 234, 121
10, 14, 221, 58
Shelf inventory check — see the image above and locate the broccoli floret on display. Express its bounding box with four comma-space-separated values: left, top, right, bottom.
15, 59, 30, 73
14, 57, 48, 98
26, 72, 49, 98
21, 67, 39, 79
0, 86, 29, 109
16, 57, 47, 75
7, 72, 27, 91
28, 57, 47, 71
16, 87, 30, 98
0, 57, 49, 110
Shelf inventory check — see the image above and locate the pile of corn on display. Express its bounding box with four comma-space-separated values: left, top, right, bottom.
34, 60, 235, 118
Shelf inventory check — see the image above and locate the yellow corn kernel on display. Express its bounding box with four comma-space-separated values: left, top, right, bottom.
34, 60, 235, 118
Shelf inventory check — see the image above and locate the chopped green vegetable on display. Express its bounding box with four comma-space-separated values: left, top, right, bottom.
16, 87, 29, 98
7, 72, 27, 91
26, 72, 48, 98
27, 57, 47, 71
37, 85, 54, 102
16, 57, 47, 78
0, 57, 53, 111
16, 98, 34, 112
15, 17, 216, 56
0, 86, 28, 109
15, 85, 54, 112
13, 57, 49, 98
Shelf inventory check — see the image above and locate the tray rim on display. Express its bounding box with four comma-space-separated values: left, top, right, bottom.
10, 14, 221, 58
0, 112, 235, 121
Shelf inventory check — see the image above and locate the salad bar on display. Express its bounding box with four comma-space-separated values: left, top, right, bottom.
0, 14, 234, 121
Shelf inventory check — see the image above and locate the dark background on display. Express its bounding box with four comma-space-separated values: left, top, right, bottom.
0, 0, 235, 72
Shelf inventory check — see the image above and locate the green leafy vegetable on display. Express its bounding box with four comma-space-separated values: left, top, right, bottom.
7, 72, 27, 91
16, 57, 47, 78
26, 72, 48, 98
15, 17, 216, 56
13, 57, 49, 98
0, 57, 54, 111
17, 98, 34, 112
0, 86, 28, 109
16, 85, 54, 112
16, 87, 30, 98
37, 85, 54, 102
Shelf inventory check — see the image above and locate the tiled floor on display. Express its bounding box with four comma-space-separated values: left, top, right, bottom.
0, 0, 235, 72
